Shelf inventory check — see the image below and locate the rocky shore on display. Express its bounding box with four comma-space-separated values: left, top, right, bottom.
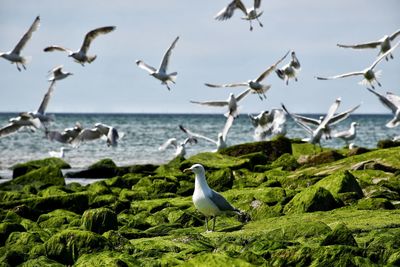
0, 136, 399, 266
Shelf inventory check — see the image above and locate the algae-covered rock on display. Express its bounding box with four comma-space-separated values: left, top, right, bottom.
284, 187, 341, 213
206, 168, 234, 192
315, 170, 363, 200
74, 251, 139, 266
19, 256, 64, 267
81, 208, 118, 234
321, 224, 357, 246
377, 139, 400, 149
65, 158, 119, 178
300, 150, 344, 167
357, 198, 395, 210
5, 231, 43, 257
12, 158, 70, 178
182, 152, 249, 170
37, 209, 80, 229
271, 153, 300, 171
44, 229, 111, 265
0, 222, 26, 246
233, 169, 267, 188
181, 252, 254, 267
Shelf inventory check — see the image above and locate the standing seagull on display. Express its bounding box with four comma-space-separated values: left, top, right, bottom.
205, 51, 289, 100
48, 65, 73, 84
190, 89, 251, 118
215, 0, 263, 31
333, 122, 359, 146
0, 16, 40, 71
366, 88, 400, 128
337, 29, 400, 61
43, 26, 116, 66
316, 41, 400, 89
275, 51, 301, 85
183, 164, 242, 232
48, 147, 68, 159
136, 36, 179, 91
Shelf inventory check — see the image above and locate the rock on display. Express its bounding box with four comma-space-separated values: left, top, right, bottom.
347, 146, 371, 156
270, 153, 300, 171
74, 251, 139, 266
37, 209, 80, 229
357, 198, 395, 210
0, 222, 26, 246
206, 168, 234, 192
300, 150, 344, 167
233, 169, 267, 188
182, 152, 249, 170
65, 158, 119, 178
321, 224, 357, 246
81, 208, 118, 234
182, 252, 253, 267
12, 158, 70, 178
377, 139, 400, 149
19, 256, 64, 267
315, 171, 363, 199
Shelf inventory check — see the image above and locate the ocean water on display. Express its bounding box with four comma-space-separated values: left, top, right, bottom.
0, 113, 398, 171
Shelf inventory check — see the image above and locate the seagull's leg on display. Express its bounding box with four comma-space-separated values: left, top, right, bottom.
376, 79, 382, 87
390, 53, 394, 59
212, 216, 216, 232
286, 78, 289, 86
166, 83, 171, 91
22, 64, 26, 70
249, 20, 253, 31
256, 17, 263, 27
16, 63, 21, 72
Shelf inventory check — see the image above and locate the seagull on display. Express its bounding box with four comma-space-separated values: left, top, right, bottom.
275, 51, 301, 85
281, 101, 360, 140
45, 122, 82, 144
190, 89, 251, 118
366, 88, 400, 128
315, 41, 400, 89
205, 51, 290, 100
48, 65, 73, 84
333, 122, 359, 146
136, 36, 179, 91
249, 109, 287, 141
215, 0, 264, 31
0, 113, 42, 138
282, 98, 342, 147
179, 115, 234, 152
71, 123, 120, 147
337, 29, 400, 61
48, 147, 67, 158
183, 164, 242, 232
43, 26, 116, 66
0, 16, 40, 71
158, 137, 197, 158
28, 81, 57, 125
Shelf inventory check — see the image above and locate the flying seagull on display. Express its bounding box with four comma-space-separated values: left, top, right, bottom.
45, 122, 82, 144
205, 51, 290, 100
183, 164, 243, 232
190, 89, 251, 118
333, 122, 359, 146
48, 65, 73, 84
71, 123, 120, 147
44, 26, 116, 66
28, 82, 57, 124
136, 36, 179, 91
0, 16, 40, 71
337, 29, 400, 61
249, 109, 287, 141
158, 137, 197, 158
315, 41, 400, 89
275, 51, 301, 85
366, 88, 400, 128
215, 0, 264, 31
0, 113, 41, 138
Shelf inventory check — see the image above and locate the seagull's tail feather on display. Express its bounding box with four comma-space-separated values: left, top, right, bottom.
87, 55, 97, 63
21, 56, 32, 65
275, 69, 285, 80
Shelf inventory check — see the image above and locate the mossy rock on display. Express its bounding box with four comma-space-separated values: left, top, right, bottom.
300, 150, 344, 167
315, 170, 363, 200
12, 158, 70, 178
321, 224, 357, 246
377, 139, 400, 149
0, 166, 65, 191
5, 231, 43, 258
0, 191, 32, 202
37, 186, 70, 197
65, 158, 119, 178
81, 208, 118, 234
37, 209, 80, 229
87, 180, 112, 195
89, 194, 118, 208
74, 251, 139, 266
233, 169, 267, 188
181, 252, 254, 267
44, 229, 111, 265
119, 163, 158, 175
132, 176, 178, 199
11, 204, 41, 221
270, 153, 300, 171
362, 185, 399, 200
19, 256, 64, 267
357, 198, 395, 210
182, 152, 250, 170
155, 156, 186, 177
206, 168, 234, 192
238, 152, 269, 169
284, 187, 342, 213
366, 229, 400, 264
0, 222, 26, 246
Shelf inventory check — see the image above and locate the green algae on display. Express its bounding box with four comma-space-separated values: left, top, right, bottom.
81, 207, 118, 234
12, 158, 70, 178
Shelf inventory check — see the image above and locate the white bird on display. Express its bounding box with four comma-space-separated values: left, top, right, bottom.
249, 109, 287, 141
0, 113, 42, 138
281, 101, 360, 140
0, 16, 40, 71
158, 137, 197, 158
333, 122, 359, 146
205, 51, 289, 100
183, 164, 242, 232
282, 98, 342, 146
215, 0, 264, 31
136, 36, 179, 91
337, 29, 400, 61
366, 88, 400, 128
190, 89, 251, 118
71, 123, 120, 147
48, 147, 67, 158
179, 115, 234, 152
275, 51, 301, 85
44, 26, 116, 66
28, 82, 57, 124
316, 41, 400, 89
48, 65, 73, 84
45, 122, 82, 144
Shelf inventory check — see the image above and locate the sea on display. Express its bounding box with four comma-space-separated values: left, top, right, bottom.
0, 113, 398, 174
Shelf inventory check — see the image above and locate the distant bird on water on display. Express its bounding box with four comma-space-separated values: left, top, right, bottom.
44, 26, 116, 66
49, 147, 68, 159
184, 164, 243, 232
337, 29, 400, 61
205, 50, 289, 100
275, 51, 301, 85
0, 16, 40, 71
315, 41, 400, 89
136, 36, 179, 91
366, 88, 400, 128
333, 122, 359, 146
48, 65, 73, 84
215, 0, 264, 31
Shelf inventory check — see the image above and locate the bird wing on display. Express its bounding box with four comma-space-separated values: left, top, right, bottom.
204, 82, 247, 88
256, 50, 290, 82
190, 100, 228, 107
236, 88, 251, 102
328, 103, 361, 125
159, 138, 178, 151
49, 65, 63, 75
43, 45, 73, 54
366, 88, 398, 113
290, 51, 301, 69
179, 125, 217, 144
337, 41, 381, 49
37, 81, 55, 115
222, 114, 234, 141
80, 26, 116, 54
315, 71, 364, 80
369, 40, 400, 69
215, 0, 247, 20
12, 16, 40, 54
281, 104, 313, 135
386, 92, 400, 108
248, 114, 259, 127
0, 123, 22, 137
136, 60, 157, 73
209, 189, 236, 212
159, 36, 179, 73
389, 29, 400, 41
71, 128, 102, 147
254, 0, 262, 9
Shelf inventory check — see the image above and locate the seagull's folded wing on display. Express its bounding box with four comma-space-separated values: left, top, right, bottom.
209, 189, 236, 212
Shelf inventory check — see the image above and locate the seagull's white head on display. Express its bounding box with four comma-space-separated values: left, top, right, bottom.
183, 163, 205, 175
351, 122, 359, 127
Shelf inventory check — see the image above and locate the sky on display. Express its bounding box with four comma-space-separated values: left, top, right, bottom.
0, 0, 399, 114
